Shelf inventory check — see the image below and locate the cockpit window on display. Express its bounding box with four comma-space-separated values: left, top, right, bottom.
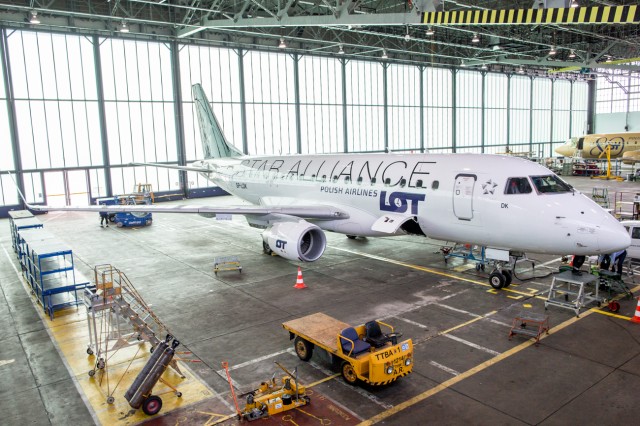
505, 177, 532, 194
530, 175, 572, 194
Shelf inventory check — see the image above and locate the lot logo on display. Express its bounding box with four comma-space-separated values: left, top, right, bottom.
380, 191, 425, 214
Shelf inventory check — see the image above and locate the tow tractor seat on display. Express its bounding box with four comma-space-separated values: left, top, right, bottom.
365, 321, 399, 348
340, 327, 371, 356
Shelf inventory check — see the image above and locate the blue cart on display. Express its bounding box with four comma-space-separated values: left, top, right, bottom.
97, 196, 153, 228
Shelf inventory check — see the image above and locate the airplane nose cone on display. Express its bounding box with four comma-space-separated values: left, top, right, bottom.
597, 217, 630, 253
555, 145, 576, 157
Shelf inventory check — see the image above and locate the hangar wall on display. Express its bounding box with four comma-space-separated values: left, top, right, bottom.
0, 28, 589, 210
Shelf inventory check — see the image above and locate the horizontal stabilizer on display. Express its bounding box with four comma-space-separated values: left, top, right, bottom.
371, 213, 416, 234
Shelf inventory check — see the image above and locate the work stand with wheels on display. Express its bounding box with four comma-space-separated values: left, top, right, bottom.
508, 312, 549, 345
545, 270, 600, 316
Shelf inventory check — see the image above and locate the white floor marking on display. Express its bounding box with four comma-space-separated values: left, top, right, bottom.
429, 360, 460, 376
0, 359, 15, 368
443, 334, 500, 356
434, 303, 511, 328
396, 316, 429, 329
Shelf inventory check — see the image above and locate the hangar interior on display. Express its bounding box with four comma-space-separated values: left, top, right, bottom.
1, 1, 640, 425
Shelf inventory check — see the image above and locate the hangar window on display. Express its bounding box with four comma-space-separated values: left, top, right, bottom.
530, 175, 572, 194
505, 177, 532, 194
432, 181, 439, 190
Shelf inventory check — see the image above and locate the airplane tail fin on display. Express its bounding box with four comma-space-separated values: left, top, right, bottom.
192, 83, 243, 159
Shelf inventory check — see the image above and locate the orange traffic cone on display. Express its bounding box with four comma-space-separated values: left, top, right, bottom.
631, 298, 640, 324
294, 267, 307, 289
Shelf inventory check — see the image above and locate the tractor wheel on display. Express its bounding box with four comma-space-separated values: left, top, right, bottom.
341, 362, 358, 385
294, 337, 313, 361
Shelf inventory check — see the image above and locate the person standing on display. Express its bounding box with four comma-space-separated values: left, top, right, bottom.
100, 211, 109, 227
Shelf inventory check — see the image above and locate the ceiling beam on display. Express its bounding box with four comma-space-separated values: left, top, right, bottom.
421, 5, 640, 26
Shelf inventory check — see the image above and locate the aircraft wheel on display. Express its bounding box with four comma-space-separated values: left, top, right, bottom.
502, 270, 513, 287
294, 337, 314, 361
88, 370, 95, 377
341, 362, 358, 385
107, 396, 115, 404
142, 395, 163, 416
488, 272, 505, 289
86, 348, 93, 355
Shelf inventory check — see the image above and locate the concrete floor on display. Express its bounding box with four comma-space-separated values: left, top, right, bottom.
2, 175, 640, 425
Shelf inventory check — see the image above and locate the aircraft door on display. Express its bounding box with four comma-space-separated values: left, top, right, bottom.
453, 174, 476, 220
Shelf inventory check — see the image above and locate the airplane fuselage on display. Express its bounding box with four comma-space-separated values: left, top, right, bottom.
555, 133, 640, 159
193, 153, 628, 256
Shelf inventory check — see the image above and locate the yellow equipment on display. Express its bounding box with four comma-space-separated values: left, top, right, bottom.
592, 145, 624, 181
227, 362, 310, 422
131, 183, 155, 203
283, 313, 413, 386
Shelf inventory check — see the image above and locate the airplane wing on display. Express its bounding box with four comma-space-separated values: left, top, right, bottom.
130, 162, 212, 173
22, 201, 349, 221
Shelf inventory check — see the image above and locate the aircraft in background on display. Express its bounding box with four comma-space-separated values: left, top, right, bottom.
555, 132, 640, 163
16, 84, 630, 290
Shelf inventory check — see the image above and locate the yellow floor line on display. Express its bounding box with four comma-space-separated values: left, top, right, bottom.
358, 309, 594, 426
333, 247, 543, 298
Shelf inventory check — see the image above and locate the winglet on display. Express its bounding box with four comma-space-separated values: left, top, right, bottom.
192, 84, 243, 159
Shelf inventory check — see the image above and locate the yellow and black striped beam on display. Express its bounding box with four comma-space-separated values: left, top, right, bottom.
422, 5, 640, 26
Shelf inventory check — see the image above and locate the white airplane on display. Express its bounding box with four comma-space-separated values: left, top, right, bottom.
16, 84, 630, 290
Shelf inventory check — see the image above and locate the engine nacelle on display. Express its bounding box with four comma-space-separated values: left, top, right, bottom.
262, 220, 327, 262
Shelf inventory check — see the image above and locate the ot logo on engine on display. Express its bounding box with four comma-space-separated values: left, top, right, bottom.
275, 239, 287, 249
380, 191, 426, 215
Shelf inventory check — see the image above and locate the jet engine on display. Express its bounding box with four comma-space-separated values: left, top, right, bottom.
262, 220, 327, 262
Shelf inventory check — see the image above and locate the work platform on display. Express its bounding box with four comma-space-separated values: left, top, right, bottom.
545, 270, 600, 316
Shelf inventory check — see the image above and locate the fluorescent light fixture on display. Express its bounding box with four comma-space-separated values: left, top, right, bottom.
381, 49, 388, 59
570, 0, 579, 8
29, 11, 40, 24
426, 26, 434, 36
119, 21, 129, 33
569, 49, 576, 59
404, 26, 411, 41
460, 60, 467, 67
548, 45, 556, 56
278, 38, 286, 49
338, 44, 345, 54
481, 64, 488, 70
517, 66, 525, 74
471, 33, 480, 43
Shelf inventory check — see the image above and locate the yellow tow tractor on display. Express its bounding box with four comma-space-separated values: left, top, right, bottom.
224, 361, 310, 422
283, 313, 413, 386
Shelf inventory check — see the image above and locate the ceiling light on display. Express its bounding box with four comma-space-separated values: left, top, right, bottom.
278, 38, 286, 49
517, 66, 525, 74
569, 50, 576, 59
404, 26, 411, 41
338, 45, 345, 54
29, 11, 40, 24
471, 33, 480, 43
426, 26, 434, 36
381, 49, 388, 59
570, 0, 579, 8
548, 46, 556, 56
481, 64, 488, 70
460, 60, 467, 67
119, 21, 129, 33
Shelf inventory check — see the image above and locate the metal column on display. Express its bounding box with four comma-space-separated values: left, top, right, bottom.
92, 35, 113, 198
169, 41, 188, 198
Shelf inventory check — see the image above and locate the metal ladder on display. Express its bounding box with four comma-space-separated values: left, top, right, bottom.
91, 264, 184, 377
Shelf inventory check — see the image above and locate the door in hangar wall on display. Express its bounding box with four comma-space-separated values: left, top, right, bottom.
43, 170, 90, 207
453, 174, 476, 220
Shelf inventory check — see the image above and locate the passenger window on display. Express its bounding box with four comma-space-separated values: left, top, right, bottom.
399, 178, 406, 187
432, 180, 439, 190
505, 177, 532, 194
371, 178, 377, 185
357, 177, 363, 184
632, 227, 640, 239
416, 179, 423, 188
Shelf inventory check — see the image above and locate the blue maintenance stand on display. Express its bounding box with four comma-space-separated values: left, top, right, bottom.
18, 228, 90, 320
442, 243, 487, 271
